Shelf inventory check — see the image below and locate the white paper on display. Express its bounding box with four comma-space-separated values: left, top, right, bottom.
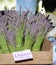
12, 49, 33, 61
53, 45, 56, 62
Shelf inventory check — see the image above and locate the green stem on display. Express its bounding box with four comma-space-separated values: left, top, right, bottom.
15, 22, 25, 51
24, 32, 33, 50
0, 33, 9, 54
0, 48, 2, 54
32, 29, 45, 51
32, 35, 44, 51
8, 43, 16, 52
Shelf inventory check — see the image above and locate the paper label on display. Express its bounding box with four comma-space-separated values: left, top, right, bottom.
12, 49, 33, 62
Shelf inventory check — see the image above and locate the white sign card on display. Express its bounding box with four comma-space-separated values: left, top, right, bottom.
12, 49, 33, 62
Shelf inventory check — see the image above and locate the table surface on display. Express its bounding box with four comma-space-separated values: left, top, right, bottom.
0, 51, 52, 64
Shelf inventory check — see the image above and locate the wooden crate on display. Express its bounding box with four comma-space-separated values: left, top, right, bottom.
0, 39, 53, 64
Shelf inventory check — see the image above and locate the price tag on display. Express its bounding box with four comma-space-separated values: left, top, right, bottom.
12, 49, 33, 62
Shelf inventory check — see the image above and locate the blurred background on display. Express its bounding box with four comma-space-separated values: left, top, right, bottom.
0, 0, 16, 10
0, 0, 56, 13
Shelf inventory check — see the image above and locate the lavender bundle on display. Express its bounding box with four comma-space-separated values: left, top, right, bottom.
0, 9, 19, 53
0, 7, 55, 54
31, 13, 54, 51
23, 13, 52, 51
15, 9, 29, 51
0, 14, 9, 53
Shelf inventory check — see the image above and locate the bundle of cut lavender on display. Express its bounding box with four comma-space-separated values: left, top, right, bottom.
0, 7, 55, 54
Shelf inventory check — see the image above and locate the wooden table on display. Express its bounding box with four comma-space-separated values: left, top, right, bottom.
0, 51, 52, 64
